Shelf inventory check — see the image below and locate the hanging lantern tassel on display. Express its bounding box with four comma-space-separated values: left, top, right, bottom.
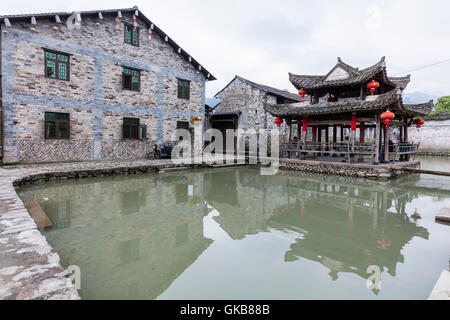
148, 28, 152, 41
380, 110, 395, 129
115, 17, 120, 32
351, 114, 357, 131
302, 118, 308, 132
274, 118, 283, 128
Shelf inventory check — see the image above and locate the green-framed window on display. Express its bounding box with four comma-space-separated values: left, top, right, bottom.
124, 23, 140, 46
123, 117, 140, 140
45, 112, 69, 139
123, 67, 140, 91
44, 50, 70, 81
177, 79, 190, 100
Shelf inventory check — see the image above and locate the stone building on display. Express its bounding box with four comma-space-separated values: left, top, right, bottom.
0, 6, 215, 164
212, 75, 301, 133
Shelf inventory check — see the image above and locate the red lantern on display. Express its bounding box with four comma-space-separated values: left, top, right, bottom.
351, 114, 357, 131
274, 117, 283, 128
302, 118, 308, 132
414, 118, 425, 131
367, 80, 380, 96
380, 110, 395, 129
298, 88, 307, 102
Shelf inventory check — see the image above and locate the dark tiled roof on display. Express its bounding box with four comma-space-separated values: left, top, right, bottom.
263, 90, 400, 117
403, 100, 434, 116
0, 6, 216, 80
264, 89, 434, 118
390, 75, 411, 90
289, 57, 405, 91
215, 76, 302, 102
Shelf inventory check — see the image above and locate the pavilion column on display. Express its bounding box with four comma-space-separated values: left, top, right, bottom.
374, 117, 381, 164
359, 122, 365, 162
325, 126, 330, 155
340, 126, 344, 142
312, 126, 317, 159
318, 127, 322, 156
404, 121, 410, 161
297, 121, 301, 159
332, 125, 337, 157
384, 123, 390, 163
288, 121, 292, 159
399, 119, 404, 142
399, 119, 404, 161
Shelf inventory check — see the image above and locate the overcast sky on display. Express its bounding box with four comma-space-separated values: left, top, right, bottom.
1, 0, 449, 97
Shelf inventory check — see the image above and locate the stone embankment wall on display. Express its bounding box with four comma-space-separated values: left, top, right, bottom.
279, 159, 420, 179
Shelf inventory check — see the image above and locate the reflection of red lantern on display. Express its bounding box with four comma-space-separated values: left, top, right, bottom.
298, 88, 307, 102
300, 208, 305, 218
274, 118, 283, 128
413, 118, 425, 131
302, 118, 308, 132
351, 114, 357, 131
380, 110, 395, 129
367, 80, 380, 95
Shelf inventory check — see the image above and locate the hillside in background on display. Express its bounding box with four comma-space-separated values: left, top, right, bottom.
403, 92, 439, 104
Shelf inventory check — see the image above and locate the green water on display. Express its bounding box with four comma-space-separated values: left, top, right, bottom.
17, 161, 450, 300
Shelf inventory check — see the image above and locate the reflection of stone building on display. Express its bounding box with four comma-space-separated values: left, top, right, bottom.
19, 172, 212, 299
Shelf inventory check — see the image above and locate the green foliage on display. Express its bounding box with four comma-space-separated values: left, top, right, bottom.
433, 96, 450, 114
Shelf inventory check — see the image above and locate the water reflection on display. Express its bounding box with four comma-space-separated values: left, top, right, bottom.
17, 167, 449, 299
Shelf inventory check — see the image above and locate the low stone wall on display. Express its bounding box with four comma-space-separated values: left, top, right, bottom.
409, 119, 450, 153
279, 159, 421, 179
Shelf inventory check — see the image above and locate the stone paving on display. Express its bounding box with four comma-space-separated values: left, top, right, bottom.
0, 159, 181, 300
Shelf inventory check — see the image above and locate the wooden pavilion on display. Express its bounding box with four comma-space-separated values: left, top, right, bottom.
264, 57, 434, 164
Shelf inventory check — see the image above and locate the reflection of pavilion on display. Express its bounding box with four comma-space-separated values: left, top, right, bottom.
203, 169, 430, 287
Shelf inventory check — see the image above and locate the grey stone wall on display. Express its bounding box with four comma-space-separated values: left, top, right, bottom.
408, 120, 450, 153
1, 12, 206, 163
214, 77, 287, 135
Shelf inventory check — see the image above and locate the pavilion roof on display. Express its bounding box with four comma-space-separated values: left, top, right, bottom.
263, 89, 433, 118
289, 57, 410, 91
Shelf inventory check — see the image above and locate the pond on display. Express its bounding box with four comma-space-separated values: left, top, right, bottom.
17, 160, 450, 300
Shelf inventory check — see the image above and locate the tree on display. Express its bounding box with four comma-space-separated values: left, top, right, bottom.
433, 95, 450, 114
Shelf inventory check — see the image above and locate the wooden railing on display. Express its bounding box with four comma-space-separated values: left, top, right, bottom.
282, 142, 376, 163
282, 141, 420, 163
